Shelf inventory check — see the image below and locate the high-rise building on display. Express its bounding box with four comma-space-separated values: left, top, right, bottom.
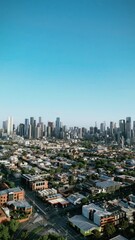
3, 121, 7, 133
110, 122, 114, 136
55, 117, 61, 138
39, 117, 42, 124
126, 117, 131, 140
24, 119, 29, 138
119, 119, 125, 137
133, 121, 135, 137
7, 117, 13, 135
30, 117, 34, 126
19, 124, 25, 137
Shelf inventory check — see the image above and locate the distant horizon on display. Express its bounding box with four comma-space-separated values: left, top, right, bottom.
1, 0, 135, 126
0, 115, 135, 129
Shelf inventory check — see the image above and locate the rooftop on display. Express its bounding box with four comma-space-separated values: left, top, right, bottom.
7, 200, 32, 209
69, 215, 99, 232
0, 187, 23, 196
109, 235, 128, 240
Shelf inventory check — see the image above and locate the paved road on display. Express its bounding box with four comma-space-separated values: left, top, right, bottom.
25, 191, 83, 240
11, 178, 84, 240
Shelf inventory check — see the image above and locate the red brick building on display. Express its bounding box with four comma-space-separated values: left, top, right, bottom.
0, 187, 24, 205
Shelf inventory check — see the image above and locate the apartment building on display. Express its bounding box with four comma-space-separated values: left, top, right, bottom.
21, 174, 48, 191
0, 187, 24, 205
82, 203, 125, 230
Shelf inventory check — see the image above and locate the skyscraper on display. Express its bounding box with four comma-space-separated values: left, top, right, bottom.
119, 119, 125, 137
24, 119, 29, 138
7, 117, 13, 135
55, 117, 61, 138
126, 117, 131, 140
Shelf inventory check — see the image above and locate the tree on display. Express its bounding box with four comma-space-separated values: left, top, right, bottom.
68, 175, 74, 185
81, 197, 89, 205
20, 230, 29, 239
104, 223, 116, 238
121, 219, 129, 231
9, 219, 20, 234
39, 234, 66, 240
92, 229, 101, 239
0, 225, 10, 240
30, 168, 36, 175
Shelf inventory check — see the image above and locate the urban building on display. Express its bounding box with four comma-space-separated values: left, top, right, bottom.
21, 174, 48, 191
0, 187, 25, 205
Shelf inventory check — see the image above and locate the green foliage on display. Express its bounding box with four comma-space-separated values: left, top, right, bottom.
92, 229, 101, 239
104, 223, 116, 238
9, 219, 20, 233
8, 181, 15, 188
0, 225, 10, 240
81, 197, 89, 205
20, 230, 29, 239
81, 140, 92, 149
68, 175, 74, 184
121, 219, 129, 231
29, 168, 36, 175
39, 233, 65, 240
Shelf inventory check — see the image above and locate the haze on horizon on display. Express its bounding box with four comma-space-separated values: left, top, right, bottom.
0, 0, 135, 127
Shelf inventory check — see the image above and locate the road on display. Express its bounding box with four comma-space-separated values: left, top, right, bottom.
12, 178, 84, 240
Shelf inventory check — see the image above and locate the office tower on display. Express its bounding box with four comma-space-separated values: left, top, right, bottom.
30, 117, 34, 126
44, 124, 47, 137
110, 122, 114, 136
29, 124, 32, 139
78, 128, 83, 139
47, 126, 51, 137
39, 122, 44, 138
36, 126, 41, 139
48, 122, 54, 137
7, 117, 13, 135
24, 119, 29, 138
100, 123, 104, 133
119, 119, 125, 137
90, 127, 94, 135
30, 117, 35, 139
126, 117, 131, 140
3, 121, 7, 132
55, 117, 61, 138
133, 121, 135, 137
19, 124, 25, 137
39, 117, 42, 124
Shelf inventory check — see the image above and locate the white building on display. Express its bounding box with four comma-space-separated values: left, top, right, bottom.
7, 116, 13, 135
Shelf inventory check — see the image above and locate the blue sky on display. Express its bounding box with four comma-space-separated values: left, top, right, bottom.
0, 0, 135, 127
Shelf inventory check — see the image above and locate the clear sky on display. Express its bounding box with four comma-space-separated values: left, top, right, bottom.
0, 0, 135, 127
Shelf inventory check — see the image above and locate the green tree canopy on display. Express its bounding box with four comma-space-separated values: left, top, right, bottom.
104, 223, 116, 238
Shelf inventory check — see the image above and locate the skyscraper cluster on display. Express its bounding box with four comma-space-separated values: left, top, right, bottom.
1, 116, 135, 145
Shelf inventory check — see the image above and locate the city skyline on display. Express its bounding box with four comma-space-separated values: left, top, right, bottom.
1, 115, 135, 129
1, 0, 135, 126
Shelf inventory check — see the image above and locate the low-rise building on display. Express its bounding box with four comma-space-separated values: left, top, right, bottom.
0, 207, 10, 223
69, 215, 101, 236
95, 180, 121, 193
82, 203, 126, 230
21, 174, 48, 191
67, 193, 85, 205
109, 235, 128, 240
0, 187, 24, 205
7, 200, 32, 214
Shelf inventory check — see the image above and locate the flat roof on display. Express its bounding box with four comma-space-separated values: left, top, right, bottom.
7, 200, 31, 209
48, 197, 69, 205
109, 235, 128, 240
0, 187, 23, 196
96, 180, 120, 189
69, 215, 99, 232
83, 203, 111, 217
